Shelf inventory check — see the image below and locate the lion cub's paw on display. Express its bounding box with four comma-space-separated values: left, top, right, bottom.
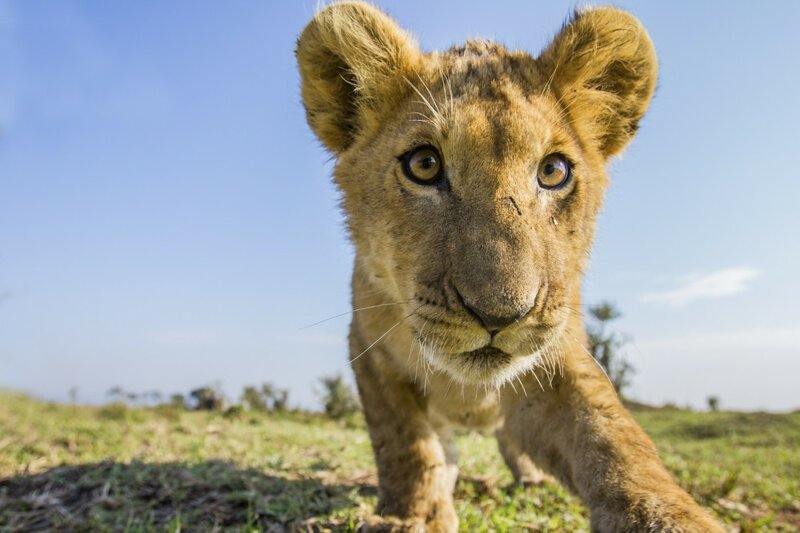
361, 514, 456, 533
360, 515, 425, 533
591, 503, 725, 533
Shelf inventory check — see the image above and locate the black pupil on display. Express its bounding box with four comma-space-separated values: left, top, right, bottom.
545, 162, 557, 175
420, 155, 436, 169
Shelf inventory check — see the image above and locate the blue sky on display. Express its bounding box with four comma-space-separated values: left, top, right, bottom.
1, 1, 798, 411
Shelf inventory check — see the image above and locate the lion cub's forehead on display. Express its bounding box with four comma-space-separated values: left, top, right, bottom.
417, 41, 561, 160
443, 40, 539, 90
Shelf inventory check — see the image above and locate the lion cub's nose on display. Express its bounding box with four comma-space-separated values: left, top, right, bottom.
463, 301, 532, 333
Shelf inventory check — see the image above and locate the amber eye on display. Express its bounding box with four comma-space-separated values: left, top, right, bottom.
401, 145, 443, 184
537, 153, 572, 189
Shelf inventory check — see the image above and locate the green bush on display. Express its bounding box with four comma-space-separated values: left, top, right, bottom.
318, 375, 360, 420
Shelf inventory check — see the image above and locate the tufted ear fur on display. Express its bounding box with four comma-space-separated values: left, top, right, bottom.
538, 7, 658, 158
296, 2, 422, 153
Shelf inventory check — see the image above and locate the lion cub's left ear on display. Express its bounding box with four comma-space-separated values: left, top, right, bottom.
538, 7, 658, 158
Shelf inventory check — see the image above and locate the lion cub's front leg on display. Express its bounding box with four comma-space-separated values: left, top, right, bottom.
496, 425, 548, 486
351, 328, 457, 533
502, 338, 723, 532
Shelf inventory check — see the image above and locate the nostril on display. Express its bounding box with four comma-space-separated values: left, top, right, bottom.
470, 308, 530, 332
448, 282, 531, 332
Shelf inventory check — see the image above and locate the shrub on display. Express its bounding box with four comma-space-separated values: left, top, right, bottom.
240, 383, 290, 412
318, 375, 360, 420
586, 302, 635, 394
707, 396, 721, 412
189, 386, 225, 411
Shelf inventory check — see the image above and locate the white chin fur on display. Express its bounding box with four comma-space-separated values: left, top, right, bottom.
418, 342, 543, 390
416, 322, 567, 390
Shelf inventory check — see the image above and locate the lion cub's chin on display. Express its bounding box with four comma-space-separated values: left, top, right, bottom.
416, 323, 568, 388
419, 342, 546, 389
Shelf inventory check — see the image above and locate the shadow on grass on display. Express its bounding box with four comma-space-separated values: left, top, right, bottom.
0, 460, 376, 531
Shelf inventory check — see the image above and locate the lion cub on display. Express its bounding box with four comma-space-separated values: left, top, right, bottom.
297, 2, 722, 531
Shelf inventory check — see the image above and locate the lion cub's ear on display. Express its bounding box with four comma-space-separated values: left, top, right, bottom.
296, 2, 421, 153
538, 7, 658, 158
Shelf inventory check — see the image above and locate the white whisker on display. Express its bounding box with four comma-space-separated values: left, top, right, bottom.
530, 367, 546, 392
350, 308, 418, 364
301, 300, 411, 329
516, 375, 528, 398
403, 76, 439, 120
508, 379, 518, 395
571, 332, 615, 389
443, 376, 455, 400
416, 71, 441, 115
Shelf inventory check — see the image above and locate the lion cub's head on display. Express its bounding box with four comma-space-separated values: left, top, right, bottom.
297, 2, 656, 387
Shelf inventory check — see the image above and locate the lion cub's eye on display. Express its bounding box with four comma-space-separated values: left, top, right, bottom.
400, 145, 443, 184
537, 153, 572, 190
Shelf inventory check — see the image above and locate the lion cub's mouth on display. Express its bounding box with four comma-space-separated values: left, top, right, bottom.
460, 346, 512, 365
456, 346, 515, 377
421, 342, 539, 387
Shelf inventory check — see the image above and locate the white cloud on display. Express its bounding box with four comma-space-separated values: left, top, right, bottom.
641, 267, 760, 306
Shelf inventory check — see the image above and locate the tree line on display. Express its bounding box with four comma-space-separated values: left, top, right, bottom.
102, 302, 724, 416
106, 375, 362, 420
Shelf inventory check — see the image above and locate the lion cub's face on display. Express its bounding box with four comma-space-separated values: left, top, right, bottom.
297, 3, 657, 386
336, 49, 605, 386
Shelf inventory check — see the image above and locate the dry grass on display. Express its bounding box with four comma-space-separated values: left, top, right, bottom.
1, 392, 798, 532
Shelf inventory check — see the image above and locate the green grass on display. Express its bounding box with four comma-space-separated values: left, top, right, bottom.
1, 392, 798, 532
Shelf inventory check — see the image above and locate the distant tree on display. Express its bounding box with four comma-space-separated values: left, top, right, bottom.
261, 383, 278, 411
271, 389, 289, 412
125, 392, 139, 404
586, 302, 635, 394
143, 390, 162, 405
241, 383, 290, 412
169, 393, 187, 409
107, 386, 125, 402
319, 375, 360, 420
261, 383, 276, 401
241, 386, 268, 411
707, 395, 720, 412
189, 386, 224, 411
106, 387, 163, 407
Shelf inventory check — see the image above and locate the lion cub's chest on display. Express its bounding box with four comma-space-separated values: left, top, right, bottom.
424, 374, 504, 430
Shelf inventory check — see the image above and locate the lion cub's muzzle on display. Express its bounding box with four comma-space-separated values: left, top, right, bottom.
447, 205, 541, 334
415, 275, 545, 348
456, 288, 533, 334
448, 264, 540, 337
410, 275, 559, 385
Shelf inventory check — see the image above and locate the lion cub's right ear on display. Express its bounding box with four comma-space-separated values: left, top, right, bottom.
296, 2, 421, 153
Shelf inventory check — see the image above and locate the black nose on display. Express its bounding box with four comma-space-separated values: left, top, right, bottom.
462, 301, 531, 333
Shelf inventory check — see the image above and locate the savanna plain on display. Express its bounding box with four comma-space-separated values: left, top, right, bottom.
1, 391, 798, 532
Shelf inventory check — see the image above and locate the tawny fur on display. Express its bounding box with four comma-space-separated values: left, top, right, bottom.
296, 2, 723, 531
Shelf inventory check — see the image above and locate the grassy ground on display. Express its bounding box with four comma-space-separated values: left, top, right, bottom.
1, 392, 798, 532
